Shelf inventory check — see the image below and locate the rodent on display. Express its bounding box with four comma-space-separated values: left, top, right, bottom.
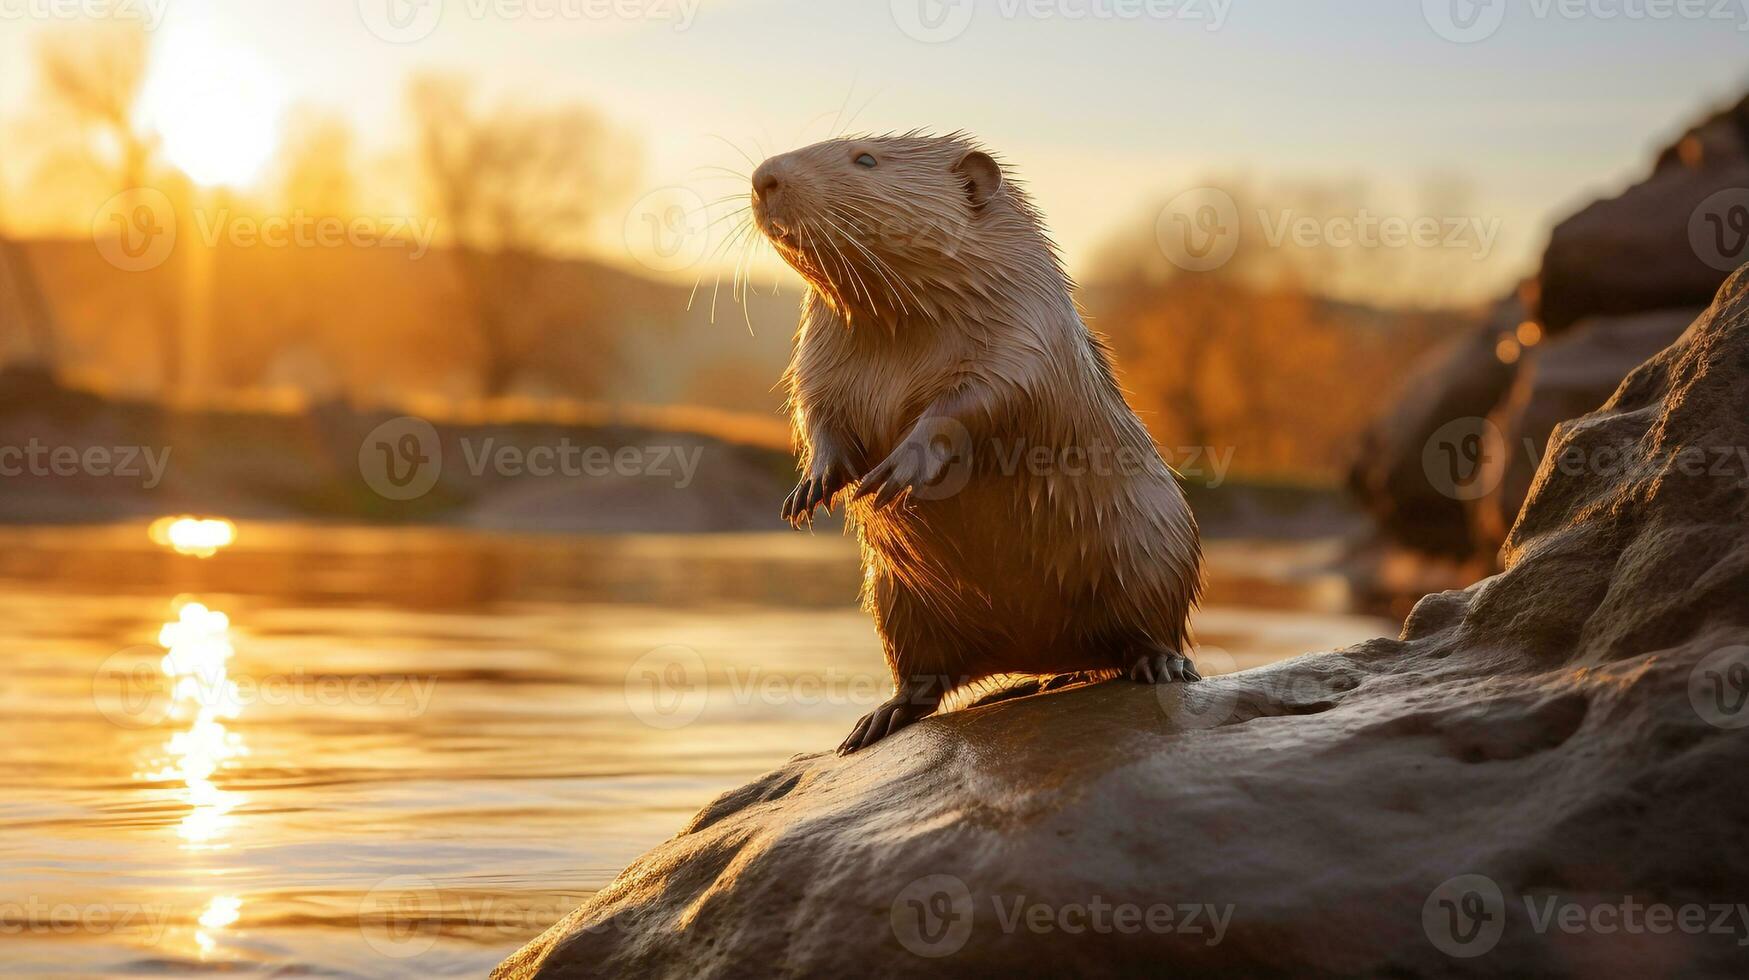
751, 132, 1203, 753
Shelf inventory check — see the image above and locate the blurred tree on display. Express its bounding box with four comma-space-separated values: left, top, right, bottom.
407, 74, 637, 399
278, 112, 359, 218
34, 24, 156, 197
30, 23, 184, 394
1092, 178, 1456, 482
0, 184, 61, 373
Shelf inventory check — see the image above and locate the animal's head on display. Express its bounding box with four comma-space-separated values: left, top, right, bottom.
750, 133, 1062, 323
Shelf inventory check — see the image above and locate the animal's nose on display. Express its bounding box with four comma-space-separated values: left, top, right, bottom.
752, 160, 785, 201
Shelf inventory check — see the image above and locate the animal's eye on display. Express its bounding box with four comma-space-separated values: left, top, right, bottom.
854, 153, 877, 169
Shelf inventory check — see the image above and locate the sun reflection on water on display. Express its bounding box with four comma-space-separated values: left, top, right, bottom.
143, 599, 248, 848
140, 520, 247, 958
195, 895, 244, 955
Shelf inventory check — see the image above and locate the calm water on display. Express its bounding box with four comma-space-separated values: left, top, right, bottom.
0, 522, 1392, 977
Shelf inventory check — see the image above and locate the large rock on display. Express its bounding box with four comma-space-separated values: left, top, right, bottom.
498, 271, 1749, 978
1470, 307, 1702, 552
1347, 91, 1749, 582
1537, 94, 1749, 333
1346, 292, 1527, 558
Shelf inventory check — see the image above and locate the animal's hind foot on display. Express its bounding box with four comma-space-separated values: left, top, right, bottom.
1127, 649, 1201, 685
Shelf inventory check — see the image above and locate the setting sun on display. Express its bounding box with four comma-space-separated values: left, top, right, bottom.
136, 25, 285, 188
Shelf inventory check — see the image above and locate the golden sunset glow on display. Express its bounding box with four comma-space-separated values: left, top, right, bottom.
136, 24, 285, 188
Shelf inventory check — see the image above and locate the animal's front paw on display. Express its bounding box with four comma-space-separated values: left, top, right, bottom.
852, 439, 953, 510
1127, 649, 1202, 684
838, 692, 933, 754
781, 464, 850, 528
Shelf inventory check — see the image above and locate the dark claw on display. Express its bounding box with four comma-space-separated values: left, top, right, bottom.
838, 693, 929, 754
852, 468, 885, 503
1127, 649, 1200, 686
784, 472, 846, 529
838, 710, 875, 754
1129, 656, 1156, 684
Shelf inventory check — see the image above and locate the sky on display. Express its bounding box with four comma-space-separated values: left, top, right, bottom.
1, 0, 1746, 305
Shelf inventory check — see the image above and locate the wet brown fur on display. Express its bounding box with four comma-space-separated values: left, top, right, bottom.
753, 132, 1203, 747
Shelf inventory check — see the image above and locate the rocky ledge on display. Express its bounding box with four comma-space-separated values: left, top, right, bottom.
497, 270, 1749, 978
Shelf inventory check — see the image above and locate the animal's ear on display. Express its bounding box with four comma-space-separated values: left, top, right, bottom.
953, 150, 1003, 208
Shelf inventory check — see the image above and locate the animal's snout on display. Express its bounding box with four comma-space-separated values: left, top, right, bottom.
753, 168, 781, 200
752, 158, 790, 204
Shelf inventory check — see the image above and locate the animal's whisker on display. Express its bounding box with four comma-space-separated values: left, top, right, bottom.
808, 210, 888, 313
826, 204, 922, 315
689, 212, 754, 312
709, 133, 759, 171
809, 212, 877, 311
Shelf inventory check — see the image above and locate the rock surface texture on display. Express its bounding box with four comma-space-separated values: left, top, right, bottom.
496, 271, 1749, 978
